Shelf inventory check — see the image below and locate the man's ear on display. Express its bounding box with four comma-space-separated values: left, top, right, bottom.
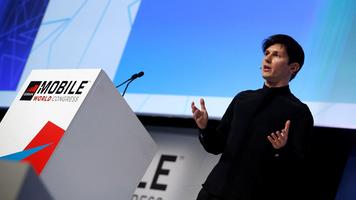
290, 63, 300, 73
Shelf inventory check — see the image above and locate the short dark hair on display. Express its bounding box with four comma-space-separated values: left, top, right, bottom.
262, 34, 305, 81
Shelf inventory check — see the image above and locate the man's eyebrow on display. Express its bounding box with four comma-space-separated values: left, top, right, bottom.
269, 48, 284, 54
265, 49, 279, 53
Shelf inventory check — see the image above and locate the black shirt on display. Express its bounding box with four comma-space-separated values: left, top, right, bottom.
199, 85, 314, 200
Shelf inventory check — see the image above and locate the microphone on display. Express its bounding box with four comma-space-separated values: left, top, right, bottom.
131, 71, 144, 79
116, 71, 144, 88
116, 71, 144, 96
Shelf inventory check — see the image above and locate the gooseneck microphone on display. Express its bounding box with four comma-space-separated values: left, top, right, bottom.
131, 71, 144, 79
116, 71, 144, 96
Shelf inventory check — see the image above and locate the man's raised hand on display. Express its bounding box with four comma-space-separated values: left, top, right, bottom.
191, 98, 208, 129
267, 120, 290, 149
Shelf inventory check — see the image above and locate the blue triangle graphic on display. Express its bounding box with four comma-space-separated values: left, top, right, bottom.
0, 143, 51, 161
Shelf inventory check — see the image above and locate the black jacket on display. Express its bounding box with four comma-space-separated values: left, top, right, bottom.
199, 85, 314, 200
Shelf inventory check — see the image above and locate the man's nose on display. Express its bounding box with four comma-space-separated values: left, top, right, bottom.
264, 55, 271, 63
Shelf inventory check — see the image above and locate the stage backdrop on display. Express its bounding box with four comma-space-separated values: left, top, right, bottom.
0, 1, 356, 199
1, 0, 356, 129
132, 126, 219, 200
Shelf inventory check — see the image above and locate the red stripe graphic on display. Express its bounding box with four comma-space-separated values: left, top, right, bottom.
22, 121, 65, 175
26, 84, 39, 93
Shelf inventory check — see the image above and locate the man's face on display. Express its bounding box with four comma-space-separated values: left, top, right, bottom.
261, 43, 298, 87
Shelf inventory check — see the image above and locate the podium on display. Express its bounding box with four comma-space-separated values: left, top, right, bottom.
0, 160, 52, 200
0, 69, 157, 200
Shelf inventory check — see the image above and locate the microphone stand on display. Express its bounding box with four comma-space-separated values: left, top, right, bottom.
122, 79, 134, 97
116, 78, 132, 88
116, 71, 144, 97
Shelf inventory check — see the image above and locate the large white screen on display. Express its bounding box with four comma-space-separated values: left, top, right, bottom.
1, 0, 356, 129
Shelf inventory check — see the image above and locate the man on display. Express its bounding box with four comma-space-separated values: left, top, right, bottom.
191, 34, 314, 200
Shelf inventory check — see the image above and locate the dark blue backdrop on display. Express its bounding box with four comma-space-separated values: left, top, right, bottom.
0, 0, 49, 90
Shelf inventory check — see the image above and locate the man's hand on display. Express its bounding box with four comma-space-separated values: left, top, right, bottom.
191, 98, 209, 129
267, 120, 290, 149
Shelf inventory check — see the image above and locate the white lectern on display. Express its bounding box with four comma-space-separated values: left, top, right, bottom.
0, 160, 52, 200
0, 69, 157, 200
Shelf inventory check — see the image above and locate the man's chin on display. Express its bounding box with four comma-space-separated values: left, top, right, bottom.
262, 74, 272, 81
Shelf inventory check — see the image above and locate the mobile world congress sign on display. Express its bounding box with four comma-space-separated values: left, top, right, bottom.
0, 69, 157, 200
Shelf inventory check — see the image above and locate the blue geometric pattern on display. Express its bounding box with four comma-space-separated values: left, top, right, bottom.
0, 143, 50, 161
128, 0, 141, 26
0, 0, 49, 90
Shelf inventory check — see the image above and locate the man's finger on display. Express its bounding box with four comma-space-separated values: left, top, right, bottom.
271, 132, 279, 141
284, 120, 291, 132
192, 109, 200, 119
200, 98, 206, 111
276, 131, 283, 138
191, 101, 197, 109
191, 102, 198, 113
277, 132, 287, 143
267, 136, 274, 143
